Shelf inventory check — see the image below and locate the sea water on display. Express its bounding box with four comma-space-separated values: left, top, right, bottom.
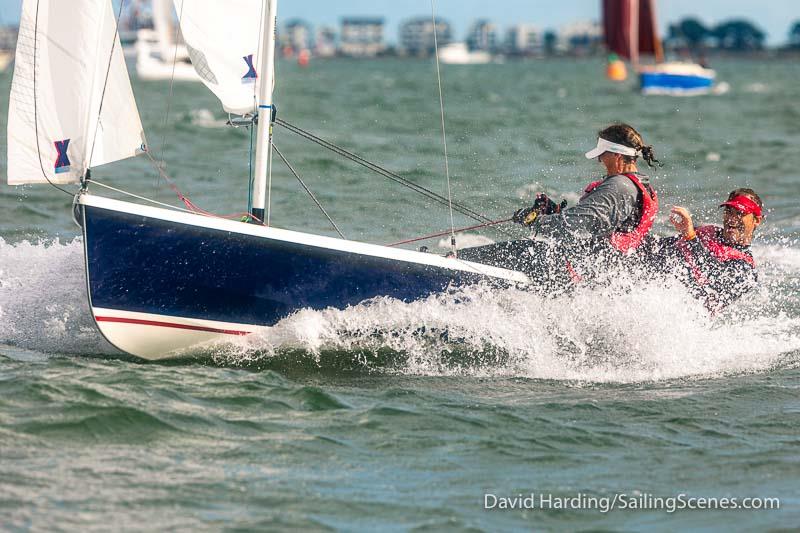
1, 58, 799, 530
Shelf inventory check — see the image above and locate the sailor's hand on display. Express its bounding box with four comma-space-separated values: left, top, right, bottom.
512, 206, 539, 226
533, 193, 567, 215
670, 206, 696, 240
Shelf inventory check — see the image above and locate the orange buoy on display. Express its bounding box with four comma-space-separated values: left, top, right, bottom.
606, 53, 627, 81
297, 49, 310, 67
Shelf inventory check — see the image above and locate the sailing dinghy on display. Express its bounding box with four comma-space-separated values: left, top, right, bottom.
7, 0, 529, 361
602, 0, 715, 95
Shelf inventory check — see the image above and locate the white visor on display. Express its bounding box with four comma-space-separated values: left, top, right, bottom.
584, 137, 640, 159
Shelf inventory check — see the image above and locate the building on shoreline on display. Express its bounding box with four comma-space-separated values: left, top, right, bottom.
284, 19, 313, 54
505, 24, 542, 56
556, 20, 603, 56
399, 17, 453, 57
340, 17, 386, 57
467, 19, 498, 52
315, 26, 337, 58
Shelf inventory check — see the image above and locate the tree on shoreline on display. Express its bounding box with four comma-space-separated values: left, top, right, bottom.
790, 21, 800, 48
713, 19, 766, 51
665, 17, 766, 52
666, 18, 710, 51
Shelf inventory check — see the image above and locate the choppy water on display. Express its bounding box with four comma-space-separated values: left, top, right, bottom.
2, 58, 800, 530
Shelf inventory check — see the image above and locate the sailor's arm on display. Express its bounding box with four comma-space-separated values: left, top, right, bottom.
532, 175, 640, 241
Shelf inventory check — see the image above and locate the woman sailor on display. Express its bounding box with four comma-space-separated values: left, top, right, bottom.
512, 123, 661, 282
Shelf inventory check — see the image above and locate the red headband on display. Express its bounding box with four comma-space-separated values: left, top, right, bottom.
720, 195, 762, 217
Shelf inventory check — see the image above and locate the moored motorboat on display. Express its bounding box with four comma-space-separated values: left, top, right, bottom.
639, 61, 715, 96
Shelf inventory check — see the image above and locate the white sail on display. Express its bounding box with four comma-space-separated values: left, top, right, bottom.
7, 0, 146, 185
174, 0, 265, 114
152, 0, 177, 60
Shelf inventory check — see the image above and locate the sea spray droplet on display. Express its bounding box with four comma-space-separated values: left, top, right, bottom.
0, 238, 115, 356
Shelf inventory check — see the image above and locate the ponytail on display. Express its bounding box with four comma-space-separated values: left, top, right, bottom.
598, 123, 663, 168
638, 144, 662, 168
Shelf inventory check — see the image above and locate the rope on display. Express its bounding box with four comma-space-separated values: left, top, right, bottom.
387, 217, 512, 247
429, 0, 457, 257
247, 123, 255, 214
142, 150, 260, 222
274, 118, 516, 239
273, 144, 346, 239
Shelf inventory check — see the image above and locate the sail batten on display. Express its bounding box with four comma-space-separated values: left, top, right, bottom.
174, 0, 265, 115
7, 0, 146, 186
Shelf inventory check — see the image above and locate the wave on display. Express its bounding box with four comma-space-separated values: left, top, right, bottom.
2, 238, 799, 383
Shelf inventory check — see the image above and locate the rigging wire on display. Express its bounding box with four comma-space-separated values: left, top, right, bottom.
387, 217, 512, 247
86, 0, 128, 182
429, 0, 457, 257
154, 0, 187, 192
272, 144, 346, 239
275, 118, 516, 239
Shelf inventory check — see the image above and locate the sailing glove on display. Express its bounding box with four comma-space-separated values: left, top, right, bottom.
513, 206, 539, 226
533, 193, 567, 215
513, 194, 567, 226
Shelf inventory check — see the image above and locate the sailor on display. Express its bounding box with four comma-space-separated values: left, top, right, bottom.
511, 123, 661, 281
653, 188, 762, 313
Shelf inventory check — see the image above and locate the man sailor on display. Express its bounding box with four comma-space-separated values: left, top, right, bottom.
653, 188, 762, 313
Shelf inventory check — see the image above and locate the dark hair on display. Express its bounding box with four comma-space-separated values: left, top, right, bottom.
728, 187, 763, 208
598, 123, 662, 168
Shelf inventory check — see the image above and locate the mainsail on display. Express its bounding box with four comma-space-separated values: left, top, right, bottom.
174, 0, 265, 115
7, 0, 146, 185
602, 0, 664, 65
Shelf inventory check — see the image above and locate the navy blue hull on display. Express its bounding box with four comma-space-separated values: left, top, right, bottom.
83, 205, 488, 326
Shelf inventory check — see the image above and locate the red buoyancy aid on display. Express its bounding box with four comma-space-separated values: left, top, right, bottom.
583, 173, 658, 254
675, 225, 755, 285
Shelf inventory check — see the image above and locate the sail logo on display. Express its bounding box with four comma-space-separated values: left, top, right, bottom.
54, 139, 71, 174
242, 55, 257, 84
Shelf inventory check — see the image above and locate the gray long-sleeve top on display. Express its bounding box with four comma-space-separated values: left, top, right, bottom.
532, 173, 649, 245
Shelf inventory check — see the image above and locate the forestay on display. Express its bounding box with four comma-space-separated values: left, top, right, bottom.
7, 0, 146, 186
174, 0, 265, 115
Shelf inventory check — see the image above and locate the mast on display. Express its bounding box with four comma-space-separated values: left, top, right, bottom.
647, 0, 665, 63
251, 0, 278, 223
630, 0, 640, 69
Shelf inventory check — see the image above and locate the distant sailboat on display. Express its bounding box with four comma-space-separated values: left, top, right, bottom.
135, 0, 199, 81
602, 0, 715, 95
7, 0, 527, 361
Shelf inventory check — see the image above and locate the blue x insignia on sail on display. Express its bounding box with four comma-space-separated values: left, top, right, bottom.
54, 139, 71, 173
242, 54, 257, 83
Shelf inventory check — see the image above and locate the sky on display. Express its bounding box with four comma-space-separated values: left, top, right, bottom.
1, 0, 798, 45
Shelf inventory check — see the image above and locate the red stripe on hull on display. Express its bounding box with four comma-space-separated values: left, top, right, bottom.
95, 316, 251, 336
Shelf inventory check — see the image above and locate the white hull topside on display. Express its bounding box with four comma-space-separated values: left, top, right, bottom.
79, 194, 530, 361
